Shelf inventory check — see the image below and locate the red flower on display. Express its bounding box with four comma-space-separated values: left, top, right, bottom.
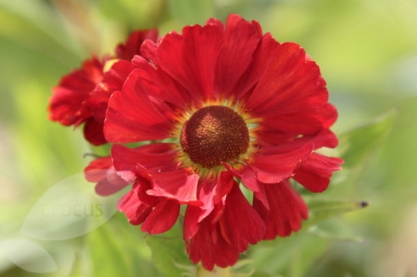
87, 14, 343, 270
48, 29, 158, 145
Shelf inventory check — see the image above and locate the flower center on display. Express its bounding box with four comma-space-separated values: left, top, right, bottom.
180, 105, 250, 168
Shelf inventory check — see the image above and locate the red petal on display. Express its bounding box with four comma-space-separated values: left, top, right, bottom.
186, 214, 240, 270
84, 156, 132, 196
293, 153, 343, 192
49, 57, 103, 125
214, 14, 262, 97
232, 33, 280, 102
95, 181, 127, 196
183, 172, 235, 240
95, 166, 133, 196
118, 180, 181, 234
104, 70, 175, 143
260, 129, 339, 154
185, 182, 265, 270
89, 60, 133, 122
205, 17, 224, 28
141, 199, 180, 234
255, 128, 297, 146
83, 117, 106, 145
84, 156, 112, 183
260, 103, 338, 136
140, 39, 159, 64
299, 128, 340, 149
157, 23, 223, 101
115, 29, 158, 60
49, 87, 89, 125
200, 172, 234, 221
183, 205, 201, 240
117, 184, 153, 225
253, 180, 308, 239
223, 163, 265, 204
111, 143, 178, 173
242, 143, 313, 184
111, 144, 194, 201
131, 55, 194, 109
240, 170, 269, 210
218, 183, 266, 252
146, 168, 200, 205
247, 43, 328, 117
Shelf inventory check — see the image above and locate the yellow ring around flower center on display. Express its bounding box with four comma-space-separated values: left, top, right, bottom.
172, 101, 261, 177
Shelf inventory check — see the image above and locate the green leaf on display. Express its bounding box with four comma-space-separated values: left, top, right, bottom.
326, 110, 397, 195
251, 233, 329, 277
85, 214, 157, 277
303, 198, 368, 230
145, 221, 193, 277
87, 223, 131, 277
306, 219, 364, 243
338, 110, 397, 168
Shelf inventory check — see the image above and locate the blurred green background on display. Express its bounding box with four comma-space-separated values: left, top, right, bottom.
1, 0, 416, 276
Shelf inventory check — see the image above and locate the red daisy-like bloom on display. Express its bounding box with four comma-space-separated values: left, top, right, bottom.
48, 29, 158, 145
87, 14, 343, 270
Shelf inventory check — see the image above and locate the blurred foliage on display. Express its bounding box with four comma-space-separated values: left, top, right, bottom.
1, 0, 417, 276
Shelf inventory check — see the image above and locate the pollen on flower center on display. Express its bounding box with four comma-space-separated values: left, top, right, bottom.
180, 105, 250, 168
